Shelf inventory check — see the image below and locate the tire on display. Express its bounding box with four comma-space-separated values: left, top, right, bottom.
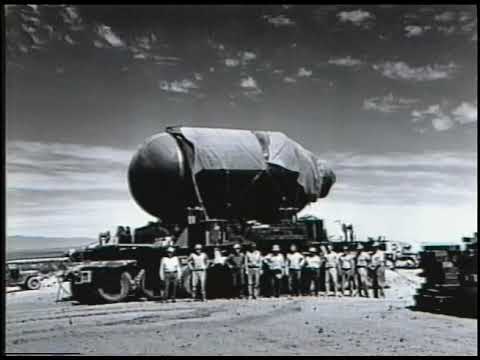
139, 270, 161, 300
180, 266, 193, 297
25, 277, 41, 290
96, 271, 132, 303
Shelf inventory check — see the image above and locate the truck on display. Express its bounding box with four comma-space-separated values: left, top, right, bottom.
65, 126, 336, 304
6, 257, 70, 291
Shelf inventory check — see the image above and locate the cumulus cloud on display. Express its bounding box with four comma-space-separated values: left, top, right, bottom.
373, 61, 457, 81
264, 14, 295, 27
434, 11, 456, 22
225, 58, 240, 67
411, 102, 476, 131
297, 67, 312, 77
223, 51, 256, 68
159, 79, 198, 94
240, 76, 259, 89
283, 76, 297, 83
337, 9, 375, 27
404, 25, 430, 37
363, 93, 418, 113
328, 56, 362, 66
96, 24, 125, 48
411, 104, 454, 131
452, 102, 477, 124
240, 76, 262, 99
241, 51, 257, 62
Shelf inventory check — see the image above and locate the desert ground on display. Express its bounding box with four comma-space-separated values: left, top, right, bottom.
6, 269, 477, 356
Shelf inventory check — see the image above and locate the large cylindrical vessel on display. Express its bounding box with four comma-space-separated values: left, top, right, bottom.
128, 127, 335, 226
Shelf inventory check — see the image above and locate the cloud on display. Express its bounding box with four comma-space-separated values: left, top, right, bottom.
158, 79, 198, 94
264, 14, 295, 27
283, 76, 297, 83
6, 140, 157, 237
328, 56, 362, 66
314, 151, 478, 232
323, 151, 477, 170
242, 51, 256, 62
223, 51, 256, 68
225, 58, 240, 67
64, 34, 76, 45
363, 93, 418, 113
411, 102, 477, 131
240, 76, 259, 89
451, 102, 477, 124
373, 61, 457, 81
297, 67, 312, 77
437, 25, 456, 35
434, 11, 456, 22
96, 24, 125, 48
6, 141, 132, 192
404, 25, 430, 37
411, 104, 453, 131
337, 9, 375, 27
240, 76, 262, 99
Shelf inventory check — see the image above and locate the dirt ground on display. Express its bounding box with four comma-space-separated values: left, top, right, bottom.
5, 270, 477, 356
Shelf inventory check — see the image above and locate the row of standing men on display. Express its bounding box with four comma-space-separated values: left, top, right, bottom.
159, 242, 387, 302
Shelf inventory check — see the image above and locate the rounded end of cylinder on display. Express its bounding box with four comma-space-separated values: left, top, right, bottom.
128, 133, 187, 221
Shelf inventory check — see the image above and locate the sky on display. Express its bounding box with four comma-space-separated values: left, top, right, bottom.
5, 5, 478, 247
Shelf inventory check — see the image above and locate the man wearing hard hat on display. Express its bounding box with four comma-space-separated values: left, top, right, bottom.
159, 246, 182, 302
369, 242, 386, 298
226, 243, 246, 299
303, 247, 322, 296
187, 244, 209, 301
355, 243, 371, 298
263, 244, 286, 298
245, 242, 263, 300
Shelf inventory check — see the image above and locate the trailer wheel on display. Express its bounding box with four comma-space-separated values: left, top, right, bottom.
139, 270, 162, 300
96, 271, 132, 303
25, 277, 41, 290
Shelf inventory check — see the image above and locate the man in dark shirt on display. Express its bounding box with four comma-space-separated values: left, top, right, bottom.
226, 243, 246, 299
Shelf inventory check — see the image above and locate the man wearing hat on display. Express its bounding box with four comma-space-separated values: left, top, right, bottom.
287, 244, 305, 297
245, 242, 263, 299
263, 244, 286, 297
226, 243, 246, 299
339, 245, 357, 297
303, 247, 322, 296
159, 246, 182, 302
355, 243, 371, 297
188, 244, 209, 301
324, 244, 340, 297
369, 242, 386, 298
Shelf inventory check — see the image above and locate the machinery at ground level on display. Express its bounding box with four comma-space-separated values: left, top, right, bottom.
414, 233, 477, 317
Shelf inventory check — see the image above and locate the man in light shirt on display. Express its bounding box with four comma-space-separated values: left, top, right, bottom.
303, 247, 322, 296
188, 244, 209, 301
355, 243, 371, 298
369, 242, 386, 298
324, 244, 339, 297
159, 246, 182, 303
339, 245, 357, 297
263, 244, 286, 298
245, 242, 262, 299
287, 244, 305, 297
